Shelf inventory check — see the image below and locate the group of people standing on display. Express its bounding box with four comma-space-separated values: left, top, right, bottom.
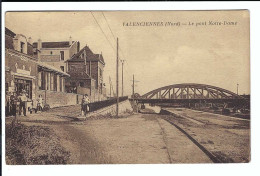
6, 91, 90, 118
5, 90, 44, 117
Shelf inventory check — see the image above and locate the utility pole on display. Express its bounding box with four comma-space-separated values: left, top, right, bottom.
132, 74, 135, 99
116, 38, 119, 117
121, 60, 125, 97
237, 83, 239, 95
109, 76, 112, 98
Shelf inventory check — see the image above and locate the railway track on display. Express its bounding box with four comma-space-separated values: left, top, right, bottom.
161, 115, 229, 163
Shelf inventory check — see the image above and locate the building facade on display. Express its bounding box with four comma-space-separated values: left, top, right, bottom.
33, 37, 80, 73
5, 27, 79, 108
66, 45, 106, 101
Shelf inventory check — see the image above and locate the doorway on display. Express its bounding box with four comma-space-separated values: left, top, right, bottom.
15, 78, 32, 98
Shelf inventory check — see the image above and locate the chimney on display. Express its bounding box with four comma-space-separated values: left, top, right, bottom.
69, 36, 72, 45
28, 37, 32, 44
37, 38, 42, 50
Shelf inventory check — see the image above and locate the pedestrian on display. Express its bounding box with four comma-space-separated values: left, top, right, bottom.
81, 94, 90, 116
18, 90, 28, 116
37, 95, 43, 112
10, 92, 18, 117
5, 92, 11, 116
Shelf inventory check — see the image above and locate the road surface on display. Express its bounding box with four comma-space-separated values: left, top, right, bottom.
6, 105, 214, 164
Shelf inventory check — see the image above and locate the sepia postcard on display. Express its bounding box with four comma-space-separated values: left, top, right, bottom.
4, 10, 250, 165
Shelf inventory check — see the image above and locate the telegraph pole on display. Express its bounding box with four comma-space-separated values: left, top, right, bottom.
132, 74, 135, 99
116, 38, 119, 117
121, 60, 125, 97
237, 83, 239, 95
109, 76, 112, 98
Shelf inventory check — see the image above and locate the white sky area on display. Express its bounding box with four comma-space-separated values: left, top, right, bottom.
5, 11, 250, 96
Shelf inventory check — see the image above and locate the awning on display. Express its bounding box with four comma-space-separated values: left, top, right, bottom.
12, 72, 36, 80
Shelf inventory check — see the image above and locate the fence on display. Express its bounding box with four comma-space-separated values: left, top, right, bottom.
88, 96, 128, 112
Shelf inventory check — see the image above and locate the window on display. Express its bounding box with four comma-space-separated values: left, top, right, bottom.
15, 79, 32, 99
60, 66, 64, 72
20, 42, 25, 53
46, 73, 49, 90
50, 51, 53, 55
60, 77, 63, 92
60, 51, 64, 60
50, 73, 54, 91
99, 68, 103, 77
100, 83, 103, 94
54, 74, 57, 91
70, 65, 76, 72
38, 69, 42, 89
40, 71, 46, 90
79, 82, 84, 87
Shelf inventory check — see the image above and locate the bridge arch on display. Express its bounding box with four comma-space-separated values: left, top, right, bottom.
141, 83, 244, 100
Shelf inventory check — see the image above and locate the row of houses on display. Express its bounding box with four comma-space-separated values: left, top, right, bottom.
5, 27, 107, 108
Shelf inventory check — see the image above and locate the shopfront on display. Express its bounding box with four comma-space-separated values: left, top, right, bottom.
14, 77, 32, 99
5, 49, 38, 101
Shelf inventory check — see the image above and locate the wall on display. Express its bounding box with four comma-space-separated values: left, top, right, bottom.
82, 100, 132, 119
40, 48, 69, 71
40, 55, 60, 62
37, 90, 83, 108
27, 43, 34, 56
13, 34, 28, 54
69, 41, 80, 58
77, 86, 91, 96
90, 61, 98, 88
68, 61, 86, 77
40, 48, 69, 60
5, 34, 14, 49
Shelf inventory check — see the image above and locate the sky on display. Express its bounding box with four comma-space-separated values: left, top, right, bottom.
5, 10, 250, 96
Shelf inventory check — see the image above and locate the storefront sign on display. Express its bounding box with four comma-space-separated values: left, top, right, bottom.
17, 68, 31, 76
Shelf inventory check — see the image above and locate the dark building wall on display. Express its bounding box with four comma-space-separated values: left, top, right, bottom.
5, 34, 14, 49
90, 61, 98, 88
69, 42, 80, 59
5, 50, 38, 79
68, 61, 86, 78
27, 43, 34, 56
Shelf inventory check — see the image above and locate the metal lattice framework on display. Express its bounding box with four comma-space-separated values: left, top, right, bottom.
141, 83, 243, 100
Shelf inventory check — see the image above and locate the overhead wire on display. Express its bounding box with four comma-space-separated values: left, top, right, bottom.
90, 11, 116, 52
91, 11, 132, 95
101, 12, 127, 61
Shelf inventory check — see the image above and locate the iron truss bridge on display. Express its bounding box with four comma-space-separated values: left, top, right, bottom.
130, 83, 249, 107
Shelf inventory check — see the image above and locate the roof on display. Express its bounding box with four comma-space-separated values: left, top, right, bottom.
67, 45, 105, 65
37, 61, 70, 77
5, 27, 16, 38
33, 41, 75, 49
93, 54, 105, 64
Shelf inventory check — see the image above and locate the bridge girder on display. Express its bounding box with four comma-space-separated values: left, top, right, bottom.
141, 83, 243, 100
